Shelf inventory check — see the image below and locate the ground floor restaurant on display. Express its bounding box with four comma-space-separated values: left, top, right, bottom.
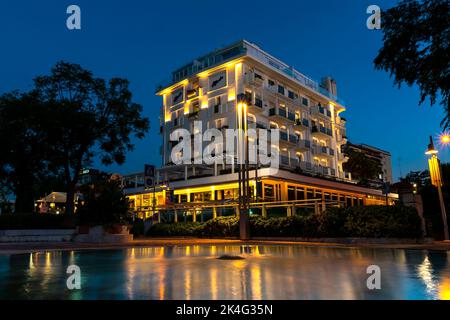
126, 176, 396, 220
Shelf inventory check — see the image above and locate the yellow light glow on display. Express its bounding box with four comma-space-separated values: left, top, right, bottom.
174, 181, 254, 195
197, 59, 242, 79
228, 88, 236, 101
184, 100, 191, 115
157, 79, 188, 96
440, 132, 450, 145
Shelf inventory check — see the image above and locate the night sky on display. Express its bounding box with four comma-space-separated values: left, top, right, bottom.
1, 0, 448, 180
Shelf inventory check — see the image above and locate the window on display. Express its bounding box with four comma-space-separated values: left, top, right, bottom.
346, 196, 352, 207
264, 184, 274, 200
297, 187, 305, 200
208, 70, 227, 91
315, 190, 323, 200
278, 85, 285, 95
306, 189, 314, 200
302, 97, 309, 106
255, 73, 263, 80
288, 90, 297, 100
268, 79, 275, 87
288, 186, 296, 201
213, 96, 221, 113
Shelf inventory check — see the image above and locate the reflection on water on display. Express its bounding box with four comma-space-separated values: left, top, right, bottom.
0, 245, 449, 300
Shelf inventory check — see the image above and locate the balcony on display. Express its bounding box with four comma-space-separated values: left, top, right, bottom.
279, 132, 298, 145
313, 165, 336, 176
294, 118, 309, 129
248, 96, 264, 113
296, 139, 311, 150
296, 161, 313, 172
280, 155, 290, 167
312, 145, 335, 157
186, 88, 200, 100
268, 108, 296, 123
187, 108, 200, 119
311, 125, 332, 138
287, 112, 296, 122
312, 105, 332, 118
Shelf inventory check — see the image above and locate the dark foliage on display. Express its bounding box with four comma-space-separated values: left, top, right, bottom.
374, 0, 450, 128
77, 180, 131, 227
146, 205, 423, 239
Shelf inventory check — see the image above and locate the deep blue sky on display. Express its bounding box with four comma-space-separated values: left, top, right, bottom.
1, 0, 448, 180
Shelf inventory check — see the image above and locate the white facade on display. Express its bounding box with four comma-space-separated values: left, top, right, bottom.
158, 40, 350, 183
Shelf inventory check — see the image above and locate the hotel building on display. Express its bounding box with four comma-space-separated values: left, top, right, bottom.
124, 40, 397, 218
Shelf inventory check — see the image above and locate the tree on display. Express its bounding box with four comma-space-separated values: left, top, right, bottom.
402, 170, 431, 190
34, 62, 149, 214
342, 149, 382, 186
77, 179, 131, 227
0, 92, 55, 213
374, 0, 450, 128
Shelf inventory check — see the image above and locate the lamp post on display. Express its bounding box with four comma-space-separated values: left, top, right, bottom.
425, 135, 449, 240
236, 93, 250, 240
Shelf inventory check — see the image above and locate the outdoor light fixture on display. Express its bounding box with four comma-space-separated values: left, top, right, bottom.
440, 131, 450, 146
236, 93, 250, 240
425, 135, 449, 240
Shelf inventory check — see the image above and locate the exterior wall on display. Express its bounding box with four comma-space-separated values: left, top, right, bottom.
158, 40, 350, 182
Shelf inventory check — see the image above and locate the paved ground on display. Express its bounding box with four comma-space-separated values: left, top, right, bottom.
0, 238, 449, 254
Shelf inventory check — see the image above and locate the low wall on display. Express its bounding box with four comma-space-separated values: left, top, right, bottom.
0, 229, 76, 242
73, 226, 133, 243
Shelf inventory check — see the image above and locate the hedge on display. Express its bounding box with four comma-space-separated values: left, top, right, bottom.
146, 205, 423, 239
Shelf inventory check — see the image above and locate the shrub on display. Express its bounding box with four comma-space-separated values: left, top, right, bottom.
198, 216, 239, 237
144, 205, 423, 239
343, 205, 422, 238
77, 180, 131, 227
146, 222, 203, 237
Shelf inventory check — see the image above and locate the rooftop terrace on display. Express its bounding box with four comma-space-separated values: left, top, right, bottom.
156, 40, 345, 105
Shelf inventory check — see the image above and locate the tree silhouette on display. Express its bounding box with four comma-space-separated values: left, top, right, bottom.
374, 0, 449, 128
33, 62, 149, 214
342, 149, 383, 186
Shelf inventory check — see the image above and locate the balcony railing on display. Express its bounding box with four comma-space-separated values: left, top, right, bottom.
287, 112, 295, 122
312, 145, 335, 156
254, 98, 263, 108
269, 108, 297, 123
311, 125, 332, 137
297, 139, 311, 149
294, 118, 310, 128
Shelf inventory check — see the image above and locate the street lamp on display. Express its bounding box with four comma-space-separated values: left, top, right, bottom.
440, 131, 450, 146
236, 93, 250, 240
425, 135, 449, 240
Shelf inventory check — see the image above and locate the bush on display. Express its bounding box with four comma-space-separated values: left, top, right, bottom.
343, 205, 422, 238
129, 218, 145, 237
144, 205, 423, 239
146, 222, 203, 237
0, 213, 76, 230
199, 216, 239, 237
77, 180, 131, 227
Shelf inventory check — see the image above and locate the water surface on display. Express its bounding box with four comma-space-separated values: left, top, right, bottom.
0, 245, 449, 300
